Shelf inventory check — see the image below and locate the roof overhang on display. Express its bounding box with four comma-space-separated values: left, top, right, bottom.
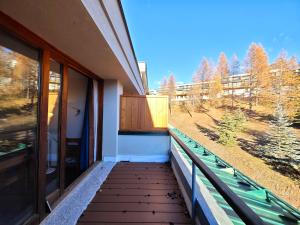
0, 0, 144, 94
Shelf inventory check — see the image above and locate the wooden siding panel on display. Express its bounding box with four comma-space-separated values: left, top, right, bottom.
120, 95, 168, 132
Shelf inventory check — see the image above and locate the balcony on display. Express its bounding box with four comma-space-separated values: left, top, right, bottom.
78, 162, 191, 224
40, 126, 300, 225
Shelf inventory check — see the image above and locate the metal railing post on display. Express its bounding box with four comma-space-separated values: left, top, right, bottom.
191, 162, 196, 223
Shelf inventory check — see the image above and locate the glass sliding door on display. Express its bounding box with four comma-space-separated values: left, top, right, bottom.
46, 59, 61, 202
65, 68, 89, 188
0, 30, 39, 224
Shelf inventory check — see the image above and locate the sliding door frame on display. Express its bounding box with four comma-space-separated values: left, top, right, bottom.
97, 80, 104, 161
0, 12, 104, 223
37, 50, 50, 219
59, 65, 68, 196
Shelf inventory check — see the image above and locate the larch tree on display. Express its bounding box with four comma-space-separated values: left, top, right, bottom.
271, 51, 300, 119
167, 74, 176, 101
216, 52, 229, 107
288, 56, 300, 122
208, 73, 223, 107
167, 74, 176, 114
216, 52, 229, 79
193, 58, 212, 82
160, 76, 168, 95
190, 59, 205, 107
244, 43, 269, 110
0, 47, 13, 96
288, 56, 298, 70
194, 58, 213, 106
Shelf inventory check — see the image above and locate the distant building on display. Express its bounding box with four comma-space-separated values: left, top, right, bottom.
148, 89, 158, 95
157, 67, 300, 103
138, 61, 149, 94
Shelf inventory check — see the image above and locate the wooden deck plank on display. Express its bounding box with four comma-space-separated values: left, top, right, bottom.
110, 168, 172, 173
105, 178, 177, 184
85, 202, 186, 213
115, 162, 170, 167
97, 188, 180, 196
92, 195, 184, 204
108, 173, 175, 179
79, 212, 190, 223
77, 162, 191, 224
102, 183, 179, 190
109, 171, 174, 176
78, 223, 190, 225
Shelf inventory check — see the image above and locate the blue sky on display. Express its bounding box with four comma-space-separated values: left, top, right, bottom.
122, 0, 300, 89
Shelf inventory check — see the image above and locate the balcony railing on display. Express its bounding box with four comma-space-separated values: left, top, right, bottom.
169, 127, 300, 225
170, 129, 264, 225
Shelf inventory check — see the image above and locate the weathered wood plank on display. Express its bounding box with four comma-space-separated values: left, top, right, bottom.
77, 163, 191, 224
86, 202, 186, 213
102, 183, 179, 190
108, 174, 175, 180
79, 212, 190, 223
78, 223, 190, 225
92, 195, 184, 204
97, 188, 180, 196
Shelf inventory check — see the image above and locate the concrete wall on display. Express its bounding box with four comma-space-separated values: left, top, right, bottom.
102, 80, 123, 161
118, 134, 170, 162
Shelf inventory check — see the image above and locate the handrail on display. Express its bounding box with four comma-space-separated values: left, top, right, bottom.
169, 130, 265, 225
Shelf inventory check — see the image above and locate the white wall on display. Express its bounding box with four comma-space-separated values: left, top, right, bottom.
102, 80, 123, 161
66, 69, 88, 138
81, 0, 144, 94
118, 134, 170, 162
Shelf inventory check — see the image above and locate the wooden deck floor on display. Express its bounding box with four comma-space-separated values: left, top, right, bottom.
77, 162, 191, 225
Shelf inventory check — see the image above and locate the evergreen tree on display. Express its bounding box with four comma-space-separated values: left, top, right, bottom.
217, 109, 246, 146
264, 103, 300, 168
217, 112, 237, 146
233, 108, 247, 132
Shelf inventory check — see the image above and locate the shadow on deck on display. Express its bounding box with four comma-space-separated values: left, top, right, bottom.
77, 162, 191, 225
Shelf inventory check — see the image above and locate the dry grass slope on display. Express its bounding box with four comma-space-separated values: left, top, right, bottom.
170, 107, 300, 209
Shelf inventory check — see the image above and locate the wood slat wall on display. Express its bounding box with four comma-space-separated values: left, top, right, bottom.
120, 95, 168, 132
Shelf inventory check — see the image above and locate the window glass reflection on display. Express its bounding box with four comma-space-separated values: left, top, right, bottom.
46, 59, 61, 197
0, 32, 39, 224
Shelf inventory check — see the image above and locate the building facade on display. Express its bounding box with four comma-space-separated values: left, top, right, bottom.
1, 1, 300, 225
